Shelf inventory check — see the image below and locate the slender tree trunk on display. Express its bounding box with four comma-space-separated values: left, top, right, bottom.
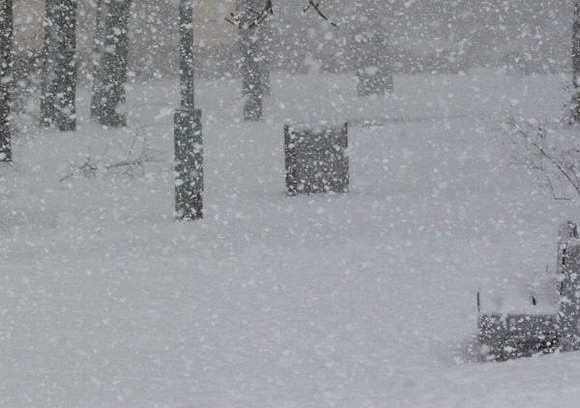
90, 0, 107, 119
39, 0, 58, 128
178, 0, 194, 111
0, 0, 13, 161
92, 0, 131, 127
40, 0, 77, 131
174, 0, 203, 221
572, 0, 580, 122
55, 0, 77, 131
240, 0, 263, 121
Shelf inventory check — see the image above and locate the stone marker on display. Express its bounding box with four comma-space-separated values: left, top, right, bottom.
284, 122, 349, 195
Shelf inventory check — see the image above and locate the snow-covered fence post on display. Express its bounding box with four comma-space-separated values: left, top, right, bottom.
240, 0, 264, 121
92, 0, 131, 127
174, 0, 203, 221
284, 122, 349, 195
0, 0, 13, 162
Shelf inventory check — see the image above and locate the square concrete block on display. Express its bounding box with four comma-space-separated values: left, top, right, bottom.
284, 122, 349, 195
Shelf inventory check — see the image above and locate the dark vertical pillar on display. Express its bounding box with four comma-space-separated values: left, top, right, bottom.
174, 0, 203, 221
90, 0, 107, 119
93, 0, 131, 127
572, 0, 580, 122
178, 0, 194, 112
40, 0, 58, 128
174, 109, 203, 220
55, 0, 77, 131
0, 0, 12, 162
240, 0, 263, 121
40, 0, 77, 131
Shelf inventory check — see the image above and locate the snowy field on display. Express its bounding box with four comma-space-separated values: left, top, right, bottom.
2, 69, 580, 407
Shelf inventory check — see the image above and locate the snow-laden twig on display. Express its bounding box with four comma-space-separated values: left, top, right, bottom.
59, 131, 160, 182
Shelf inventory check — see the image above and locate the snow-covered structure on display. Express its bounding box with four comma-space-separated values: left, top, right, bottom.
479, 222, 580, 361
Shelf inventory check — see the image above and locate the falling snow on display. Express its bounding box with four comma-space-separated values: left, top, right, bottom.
2, 1, 580, 407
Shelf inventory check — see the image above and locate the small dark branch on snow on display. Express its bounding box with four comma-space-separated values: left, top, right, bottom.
303, 0, 339, 27
59, 154, 158, 183
60, 132, 159, 182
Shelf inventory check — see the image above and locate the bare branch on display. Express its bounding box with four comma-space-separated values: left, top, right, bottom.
506, 117, 580, 197
304, 0, 339, 28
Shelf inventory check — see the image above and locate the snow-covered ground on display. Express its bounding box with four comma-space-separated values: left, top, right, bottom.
2, 69, 580, 407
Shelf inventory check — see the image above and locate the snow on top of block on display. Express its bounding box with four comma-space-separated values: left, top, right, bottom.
285, 121, 348, 133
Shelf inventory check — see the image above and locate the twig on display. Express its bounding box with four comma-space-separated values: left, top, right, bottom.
507, 118, 580, 196
59, 130, 159, 182
304, 0, 339, 27
59, 154, 159, 183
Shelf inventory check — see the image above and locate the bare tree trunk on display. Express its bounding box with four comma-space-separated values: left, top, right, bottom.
178, 0, 194, 111
240, 0, 263, 121
0, 0, 13, 161
174, 0, 203, 221
90, 0, 107, 119
572, 0, 580, 122
55, 0, 77, 131
40, 0, 77, 131
39, 0, 58, 128
92, 0, 131, 127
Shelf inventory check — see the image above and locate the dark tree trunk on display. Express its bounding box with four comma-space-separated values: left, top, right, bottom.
240, 0, 264, 121
174, 0, 203, 221
92, 0, 131, 128
90, 0, 107, 119
40, 0, 78, 131
0, 0, 13, 161
573, 0, 580, 122
39, 0, 58, 128
55, 0, 77, 131
178, 0, 194, 111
